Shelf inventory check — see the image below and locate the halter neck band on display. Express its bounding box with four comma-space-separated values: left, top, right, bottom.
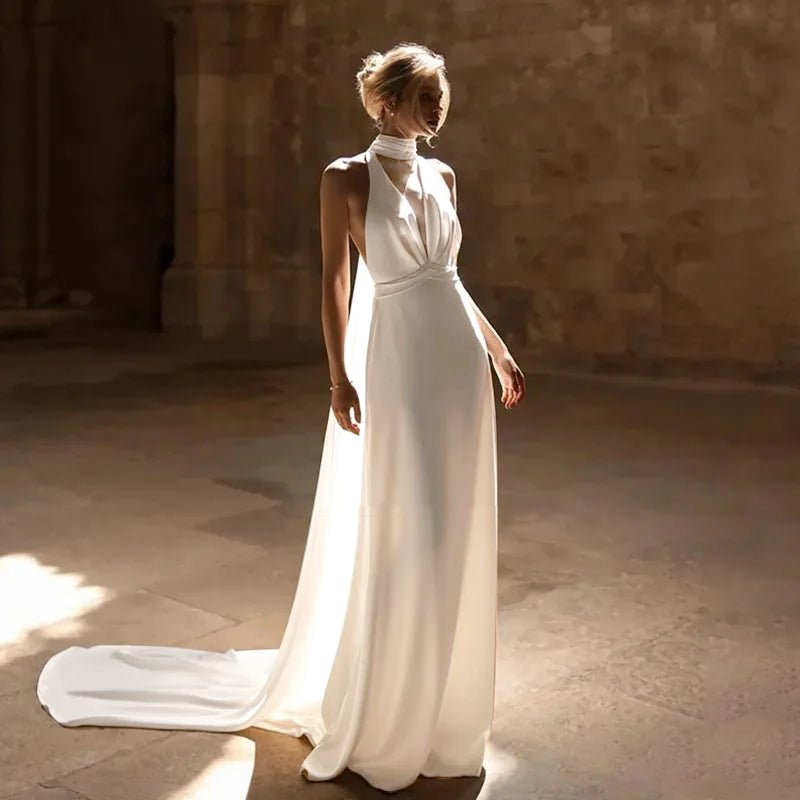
368, 133, 417, 160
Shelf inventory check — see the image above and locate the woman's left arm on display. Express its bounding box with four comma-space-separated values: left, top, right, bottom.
436, 160, 526, 409
464, 286, 527, 409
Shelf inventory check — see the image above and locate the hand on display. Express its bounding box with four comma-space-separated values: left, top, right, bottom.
331, 381, 361, 435
491, 351, 526, 409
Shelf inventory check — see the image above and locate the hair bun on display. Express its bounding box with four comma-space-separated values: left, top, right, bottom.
356, 51, 384, 86
355, 43, 448, 133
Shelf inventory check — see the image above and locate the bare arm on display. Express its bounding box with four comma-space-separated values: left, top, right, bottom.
437, 160, 526, 408
466, 289, 510, 363
437, 161, 508, 362
319, 161, 351, 385
319, 160, 362, 433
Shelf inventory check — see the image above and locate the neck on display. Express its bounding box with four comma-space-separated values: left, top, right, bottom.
368, 132, 417, 161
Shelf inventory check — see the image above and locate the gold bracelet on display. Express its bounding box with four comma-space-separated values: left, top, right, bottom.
329, 379, 352, 391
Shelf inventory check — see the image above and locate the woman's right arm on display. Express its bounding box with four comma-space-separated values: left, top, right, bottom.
319, 161, 361, 435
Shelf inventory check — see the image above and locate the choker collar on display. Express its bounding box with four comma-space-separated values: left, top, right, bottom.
368, 133, 417, 161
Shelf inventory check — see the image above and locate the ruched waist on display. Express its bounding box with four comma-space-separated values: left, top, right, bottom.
373, 260, 459, 299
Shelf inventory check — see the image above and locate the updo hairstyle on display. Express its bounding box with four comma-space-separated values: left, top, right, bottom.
355, 42, 450, 142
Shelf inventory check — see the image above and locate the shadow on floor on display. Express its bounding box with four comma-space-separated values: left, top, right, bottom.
242, 728, 486, 799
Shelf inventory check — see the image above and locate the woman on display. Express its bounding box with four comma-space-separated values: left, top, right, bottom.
36, 42, 525, 794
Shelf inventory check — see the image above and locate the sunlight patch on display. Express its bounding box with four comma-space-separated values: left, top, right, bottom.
478, 740, 520, 797
0, 553, 110, 663
164, 737, 255, 800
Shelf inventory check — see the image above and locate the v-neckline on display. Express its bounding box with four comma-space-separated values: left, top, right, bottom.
371, 150, 429, 260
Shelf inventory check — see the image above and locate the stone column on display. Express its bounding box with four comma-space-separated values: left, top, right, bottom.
160, 0, 281, 339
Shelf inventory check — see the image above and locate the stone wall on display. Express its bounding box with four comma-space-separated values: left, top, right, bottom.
274, 0, 800, 383
0, 0, 172, 324
49, 0, 173, 325
0, 0, 35, 309
2, 0, 799, 383
161, 0, 294, 339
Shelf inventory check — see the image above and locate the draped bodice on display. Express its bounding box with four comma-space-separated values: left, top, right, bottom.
363, 149, 463, 294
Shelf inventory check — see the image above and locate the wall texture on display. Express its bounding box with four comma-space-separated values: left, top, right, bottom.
278, 0, 800, 383
50, 0, 173, 324
0, 0, 172, 324
1, 0, 799, 384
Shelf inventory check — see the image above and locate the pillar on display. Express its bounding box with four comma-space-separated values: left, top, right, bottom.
160, 0, 281, 339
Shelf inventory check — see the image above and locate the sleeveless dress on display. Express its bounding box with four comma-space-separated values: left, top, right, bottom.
36, 148, 499, 793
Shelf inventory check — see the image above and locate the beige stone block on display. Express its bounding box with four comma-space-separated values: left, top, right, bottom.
562, 255, 618, 293
622, 1, 683, 31
689, 20, 718, 52
266, 268, 301, 328
5, 787, 85, 799
566, 315, 627, 355
245, 77, 269, 155
589, 176, 644, 203
41, 587, 234, 651
597, 291, 660, 323
172, 23, 198, 75
725, 0, 767, 27
173, 79, 199, 156
448, 39, 491, 68
161, 266, 200, 333
591, 620, 800, 725
196, 75, 226, 158
197, 267, 249, 339
251, 208, 270, 266
492, 181, 534, 208
197, 41, 231, 75
196, 157, 226, 211
196, 210, 228, 266
510, 680, 706, 789
32, 518, 268, 595
174, 211, 198, 264
178, 612, 289, 652
578, 22, 613, 55
658, 323, 732, 359
246, 289, 272, 340
174, 154, 198, 208
60, 733, 255, 800
0, 689, 168, 797
245, 159, 269, 209
226, 75, 267, 158
195, 5, 231, 44
263, 8, 290, 47
721, 329, 776, 364
146, 548, 301, 624
672, 260, 753, 327
490, 30, 577, 64
230, 35, 273, 74
226, 208, 247, 263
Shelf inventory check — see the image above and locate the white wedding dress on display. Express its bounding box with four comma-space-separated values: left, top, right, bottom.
37, 135, 498, 793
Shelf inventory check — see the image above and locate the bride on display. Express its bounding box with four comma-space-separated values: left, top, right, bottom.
37, 42, 526, 793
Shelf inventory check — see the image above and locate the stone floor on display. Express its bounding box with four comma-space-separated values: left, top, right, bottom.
1, 327, 798, 800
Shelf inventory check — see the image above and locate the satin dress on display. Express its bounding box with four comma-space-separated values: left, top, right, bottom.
36, 146, 499, 793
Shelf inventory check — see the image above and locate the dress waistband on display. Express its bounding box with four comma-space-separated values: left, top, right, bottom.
373, 260, 459, 299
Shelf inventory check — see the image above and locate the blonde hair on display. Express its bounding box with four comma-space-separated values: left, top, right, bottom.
355, 42, 451, 144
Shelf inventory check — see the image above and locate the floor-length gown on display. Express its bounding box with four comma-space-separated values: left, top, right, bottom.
36, 144, 498, 793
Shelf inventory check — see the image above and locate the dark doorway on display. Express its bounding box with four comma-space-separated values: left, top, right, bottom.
49, 0, 174, 328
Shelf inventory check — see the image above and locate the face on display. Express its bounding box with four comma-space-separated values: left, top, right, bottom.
387, 71, 446, 137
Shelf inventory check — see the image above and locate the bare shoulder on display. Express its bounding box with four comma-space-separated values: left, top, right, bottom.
321, 154, 368, 193
426, 157, 456, 190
